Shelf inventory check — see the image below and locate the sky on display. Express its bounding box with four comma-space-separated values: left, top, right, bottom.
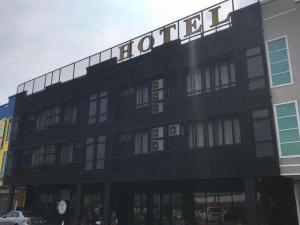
0, 0, 255, 105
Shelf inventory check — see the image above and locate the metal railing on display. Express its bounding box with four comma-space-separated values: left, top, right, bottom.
16, 0, 259, 96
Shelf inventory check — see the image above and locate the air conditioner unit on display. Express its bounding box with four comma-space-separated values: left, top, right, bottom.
152, 90, 164, 102
152, 102, 164, 114
152, 140, 164, 151
168, 124, 181, 136
152, 127, 164, 139
152, 79, 164, 91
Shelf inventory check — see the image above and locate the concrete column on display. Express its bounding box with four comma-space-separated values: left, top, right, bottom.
7, 185, 15, 212
74, 183, 82, 225
103, 182, 111, 225
294, 182, 300, 225
244, 177, 259, 225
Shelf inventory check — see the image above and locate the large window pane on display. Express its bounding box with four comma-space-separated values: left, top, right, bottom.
275, 102, 300, 157
208, 122, 214, 147
224, 119, 233, 145
278, 116, 298, 130
220, 62, 229, 87
233, 119, 241, 144
267, 37, 292, 86
196, 123, 205, 147
194, 72, 202, 93
247, 56, 264, 78
254, 120, 272, 141
215, 121, 223, 146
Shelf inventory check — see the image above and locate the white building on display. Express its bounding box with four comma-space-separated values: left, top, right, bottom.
262, 0, 300, 224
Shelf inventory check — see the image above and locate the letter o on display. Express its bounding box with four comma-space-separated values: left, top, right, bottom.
138, 35, 155, 53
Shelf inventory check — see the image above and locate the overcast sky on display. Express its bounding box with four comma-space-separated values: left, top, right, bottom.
0, 0, 255, 105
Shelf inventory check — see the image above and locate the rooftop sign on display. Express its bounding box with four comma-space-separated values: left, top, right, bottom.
17, 0, 236, 95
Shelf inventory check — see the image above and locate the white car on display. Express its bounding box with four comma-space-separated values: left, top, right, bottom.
0, 211, 47, 225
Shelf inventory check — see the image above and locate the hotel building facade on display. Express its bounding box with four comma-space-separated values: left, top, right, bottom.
5, 1, 299, 225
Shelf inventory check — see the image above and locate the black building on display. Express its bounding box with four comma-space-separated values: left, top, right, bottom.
5, 2, 299, 225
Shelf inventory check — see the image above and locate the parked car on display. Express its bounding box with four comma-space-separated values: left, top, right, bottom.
0, 211, 47, 225
199, 207, 221, 222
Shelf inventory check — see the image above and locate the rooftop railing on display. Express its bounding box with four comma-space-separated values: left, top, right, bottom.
16, 0, 259, 96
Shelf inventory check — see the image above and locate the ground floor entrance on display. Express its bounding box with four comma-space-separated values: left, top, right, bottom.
11, 176, 298, 225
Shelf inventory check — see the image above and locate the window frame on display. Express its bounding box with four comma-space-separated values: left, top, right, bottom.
135, 85, 149, 108
274, 100, 300, 158
96, 136, 106, 169
60, 143, 74, 163
134, 130, 149, 154
266, 35, 294, 88
88, 92, 108, 124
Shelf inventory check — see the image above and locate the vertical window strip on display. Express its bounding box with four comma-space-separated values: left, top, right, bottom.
136, 86, 149, 108
96, 136, 106, 169
134, 131, 149, 154
99, 92, 108, 122
275, 102, 300, 157
85, 138, 95, 170
267, 37, 292, 86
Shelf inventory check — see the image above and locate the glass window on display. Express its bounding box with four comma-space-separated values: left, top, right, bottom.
230, 61, 236, 84
136, 85, 149, 108
162, 194, 171, 225
208, 122, 214, 147
275, 102, 300, 156
31, 145, 56, 166
233, 119, 241, 144
99, 92, 108, 122
153, 194, 160, 225
254, 120, 272, 141
253, 109, 269, 119
133, 194, 147, 225
61, 144, 73, 163
253, 109, 274, 157
186, 71, 202, 96
96, 136, 106, 169
63, 105, 77, 124
246, 46, 261, 57
85, 138, 94, 170
134, 131, 148, 154
246, 46, 266, 90
247, 56, 264, 78
205, 68, 211, 92
89, 95, 98, 124
215, 120, 223, 146
194, 193, 206, 225
189, 122, 205, 149
267, 37, 292, 86
214, 64, 220, 89
220, 62, 229, 87
224, 119, 234, 145
0, 152, 7, 176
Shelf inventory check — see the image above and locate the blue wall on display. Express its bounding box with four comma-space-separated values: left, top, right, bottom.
0, 96, 15, 119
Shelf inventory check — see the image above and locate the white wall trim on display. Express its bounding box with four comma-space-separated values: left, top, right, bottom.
263, 8, 297, 22
280, 164, 300, 167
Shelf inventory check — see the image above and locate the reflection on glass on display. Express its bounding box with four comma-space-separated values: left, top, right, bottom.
162, 194, 171, 225
153, 194, 161, 225
194, 192, 247, 225
171, 193, 184, 225
194, 193, 206, 225
134, 194, 147, 225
